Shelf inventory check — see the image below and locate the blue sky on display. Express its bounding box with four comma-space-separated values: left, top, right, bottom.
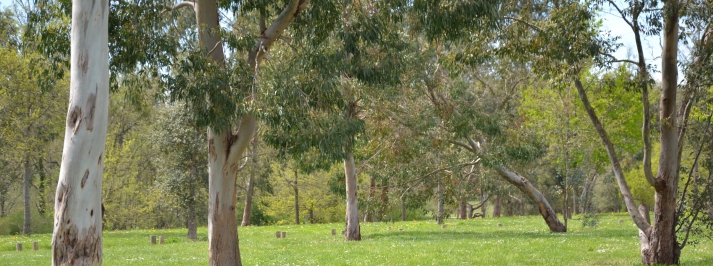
0, 0, 11, 9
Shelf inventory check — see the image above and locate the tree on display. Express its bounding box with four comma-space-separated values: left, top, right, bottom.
50, 0, 109, 263
153, 102, 208, 240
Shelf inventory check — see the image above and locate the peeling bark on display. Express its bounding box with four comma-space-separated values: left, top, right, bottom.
52, 0, 109, 264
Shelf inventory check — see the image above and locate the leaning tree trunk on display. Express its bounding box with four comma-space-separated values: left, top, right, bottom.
494, 166, 566, 232
52, 0, 109, 263
344, 152, 361, 240
23, 157, 31, 235
240, 136, 258, 226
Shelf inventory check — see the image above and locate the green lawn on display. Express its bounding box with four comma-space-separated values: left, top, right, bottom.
1, 214, 711, 265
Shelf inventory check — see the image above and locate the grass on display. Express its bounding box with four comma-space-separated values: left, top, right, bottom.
1, 214, 712, 265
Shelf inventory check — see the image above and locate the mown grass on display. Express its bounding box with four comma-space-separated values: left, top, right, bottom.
1, 214, 712, 265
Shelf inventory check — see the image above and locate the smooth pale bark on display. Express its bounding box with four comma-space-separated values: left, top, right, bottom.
240, 136, 258, 226
23, 157, 30, 235
344, 152, 360, 240
207, 117, 255, 266
494, 166, 566, 232
187, 0, 308, 263
643, 4, 682, 263
52, 0, 109, 263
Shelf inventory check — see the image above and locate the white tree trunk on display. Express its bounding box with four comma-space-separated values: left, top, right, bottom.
208, 117, 255, 266
52, 0, 109, 264
344, 152, 361, 240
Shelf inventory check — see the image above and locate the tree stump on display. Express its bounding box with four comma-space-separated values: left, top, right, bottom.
281, 231, 286, 238
151, 235, 156, 245
331, 229, 336, 235
33, 242, 38, 251
16, 243, 22, 251
159, 236, 164, 244
276, 231, 281, 238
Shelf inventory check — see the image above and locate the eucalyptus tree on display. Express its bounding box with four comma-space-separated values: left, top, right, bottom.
499, 0, 713, 263
260, 0, 409, 240
153, 103, 208, 240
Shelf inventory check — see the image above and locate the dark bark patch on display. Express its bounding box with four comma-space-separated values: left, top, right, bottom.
81, 170, 89, 189
79, 50, 89, 75
208, 138, 217, 161
90, 209, 93, 217
69, 106, 82, 134
98, 153, 103, 165
84, 88, 97, 131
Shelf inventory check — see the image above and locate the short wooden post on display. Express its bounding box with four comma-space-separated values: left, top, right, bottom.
151, 235, 156, 244
276, 231, 281, 238
281, 231, 286, 238
331, 229, 336, 235
33, 242, 38, 251
16, 243, 22, 251
159, 236, 164, 244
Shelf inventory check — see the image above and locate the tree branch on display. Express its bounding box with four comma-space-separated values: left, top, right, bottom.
171, 1, 195, 12
247, 0, 310, 69
503, 16, 542, 32
573, 77, 651, 233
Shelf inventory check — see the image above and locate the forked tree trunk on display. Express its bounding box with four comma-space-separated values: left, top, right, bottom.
344, 152, 361, 240
241, 137, 258, 226
52, 0, 109, 263
207, 117, 255, 266
494, 166, 566, 232
641, 4, 682, 264
23, 157, 31, 235
191, 0, 308, 263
